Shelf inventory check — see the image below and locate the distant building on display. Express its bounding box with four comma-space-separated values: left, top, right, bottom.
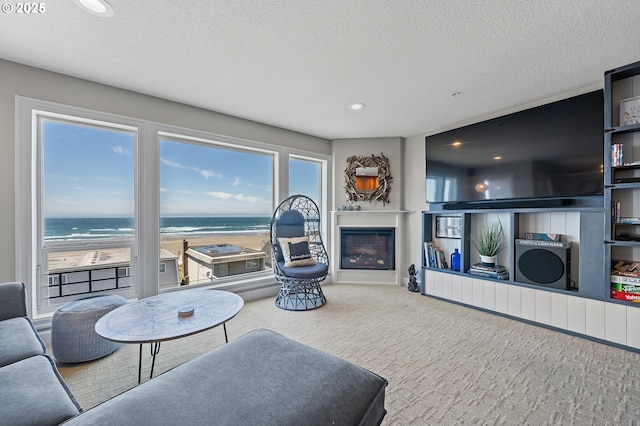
184, 243, 267, 284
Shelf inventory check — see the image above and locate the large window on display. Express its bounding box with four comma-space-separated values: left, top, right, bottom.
289, 155, 323, 211
159, 135, 274, 288
17, 99, 329, 318
38, 115, 138, 313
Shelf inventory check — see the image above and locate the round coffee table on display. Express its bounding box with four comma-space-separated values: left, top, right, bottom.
95, 289, 244, 383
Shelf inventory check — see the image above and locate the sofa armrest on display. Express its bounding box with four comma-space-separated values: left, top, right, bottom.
0, 282, 28, 321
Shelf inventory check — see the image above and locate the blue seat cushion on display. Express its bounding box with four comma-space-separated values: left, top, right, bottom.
0, 317, 46, 367
278, 261, 328, 279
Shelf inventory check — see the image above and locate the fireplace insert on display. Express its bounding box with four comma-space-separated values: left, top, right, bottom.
340, 228, 395, 270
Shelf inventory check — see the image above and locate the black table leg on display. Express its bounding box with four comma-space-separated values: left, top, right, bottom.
149, 342, 161, 379
223, 323, 228, 343
138, 344, 143, 384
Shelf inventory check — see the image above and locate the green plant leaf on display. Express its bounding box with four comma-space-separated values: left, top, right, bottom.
468, 221, 504, 256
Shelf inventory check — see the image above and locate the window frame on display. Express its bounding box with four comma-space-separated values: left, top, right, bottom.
16, 98, 331, 321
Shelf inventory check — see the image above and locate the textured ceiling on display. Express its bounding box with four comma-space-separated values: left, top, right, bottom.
1, 0, 639, 139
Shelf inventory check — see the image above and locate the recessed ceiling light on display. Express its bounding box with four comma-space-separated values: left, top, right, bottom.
493, 156, 502, 160
349, 103, 366, 110
75, 0, 114, 17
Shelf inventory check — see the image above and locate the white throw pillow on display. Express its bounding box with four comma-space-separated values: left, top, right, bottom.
278, 236, 317, 267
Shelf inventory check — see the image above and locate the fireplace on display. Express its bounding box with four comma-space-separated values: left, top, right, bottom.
340, 228, 395, 270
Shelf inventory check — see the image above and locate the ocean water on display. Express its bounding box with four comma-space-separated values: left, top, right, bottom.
44, 216, 271, 242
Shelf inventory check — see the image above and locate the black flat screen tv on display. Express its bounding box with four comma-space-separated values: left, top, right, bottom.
426, 90, 604, 209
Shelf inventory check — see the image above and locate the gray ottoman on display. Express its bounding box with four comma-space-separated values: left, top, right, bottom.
52, 295, 127, 363
63, 328, 388, 425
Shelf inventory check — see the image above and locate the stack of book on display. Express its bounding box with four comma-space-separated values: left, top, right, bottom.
611, 259, 640, 303
618, 217, 640, 225
468, 263, 509, 280
524, 232, 560, 241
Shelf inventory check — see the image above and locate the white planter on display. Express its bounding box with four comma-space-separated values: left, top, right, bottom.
480, 255, 497, 267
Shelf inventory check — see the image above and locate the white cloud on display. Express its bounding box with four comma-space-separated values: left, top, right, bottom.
160, 158, 184, 168
206, 191, 233, 200
46, 174, 79, 181
160, 157, 223, 180
159, 187, 167, 192
197, 168, 222, 179
234, 193, 270, 204
96, 176, 124, 183
233, 177, 243, 186
113, 146, 131, 156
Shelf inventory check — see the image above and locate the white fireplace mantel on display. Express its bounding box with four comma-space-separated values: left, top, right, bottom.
330, 210, 411, 286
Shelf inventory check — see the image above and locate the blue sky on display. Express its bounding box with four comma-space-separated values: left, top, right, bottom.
43, 119, 318, 217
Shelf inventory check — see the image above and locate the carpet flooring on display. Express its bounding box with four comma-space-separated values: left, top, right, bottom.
56, 284, 640, 425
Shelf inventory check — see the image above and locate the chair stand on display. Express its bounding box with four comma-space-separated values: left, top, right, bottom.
275, 279, 326, 311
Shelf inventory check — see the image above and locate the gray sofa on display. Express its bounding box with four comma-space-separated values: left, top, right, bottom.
0, 282, 388, 425
0, 282, 82, 425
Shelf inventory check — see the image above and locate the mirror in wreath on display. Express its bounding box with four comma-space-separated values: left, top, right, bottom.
344, 153, 393, 205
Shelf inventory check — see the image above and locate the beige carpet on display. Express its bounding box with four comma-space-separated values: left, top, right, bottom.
56, 284, 640, 425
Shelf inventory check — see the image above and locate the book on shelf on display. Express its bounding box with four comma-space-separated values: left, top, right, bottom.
612, 201, 621, 224
515, 239, 571, 249
438, 250, 449, 269
611, 274, 640, 285
612, 143, 624, 167
618, 217, 640, 225
611, 289, 640, 303
423, 242, 435, 268
524, 232, 561, 241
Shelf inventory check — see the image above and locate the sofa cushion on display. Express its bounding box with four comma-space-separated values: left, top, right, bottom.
0, 282, 28, 320
63, 328, 387, 426
0, 317, 46, 367
0, 354, 82, 426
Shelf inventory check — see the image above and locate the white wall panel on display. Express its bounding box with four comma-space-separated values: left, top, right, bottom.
426, 270, 435, 295
434, 272, 444, 297
461, 276, 474, 305
605, 303, 627, 345
495, 283, 508, 314
483, 280, 496, 311
442, 272, 453, 300
472, 278, 484, 307
451, 273, 462, 303
585, 299, 605, 339
535, 290, 551, 325
507, 285, 522, 317
567, 295, 586, 334
627, 307, 640, 349
521, 287, 536, 321
550, 293, 568, 329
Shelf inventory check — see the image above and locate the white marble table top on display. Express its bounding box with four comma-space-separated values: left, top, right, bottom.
95, 289, 244, 344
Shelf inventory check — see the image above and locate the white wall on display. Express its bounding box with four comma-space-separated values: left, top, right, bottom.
332, 137, 404, 211
0, 59, 332, 283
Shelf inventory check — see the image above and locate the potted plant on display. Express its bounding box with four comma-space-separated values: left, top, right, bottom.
469, 221, 504, 266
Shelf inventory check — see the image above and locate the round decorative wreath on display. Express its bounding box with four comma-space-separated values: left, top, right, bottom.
344, 153, 393, 205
